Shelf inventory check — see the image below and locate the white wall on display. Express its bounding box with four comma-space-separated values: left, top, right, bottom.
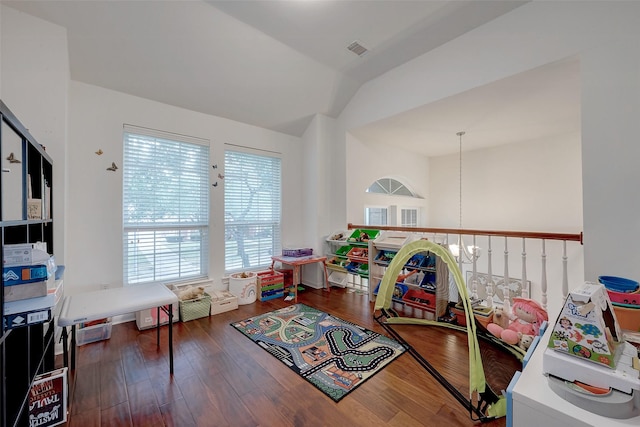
345, 134, 430, 225
1, 6, 69, 266
332, 2, 640, 315
428, 133, 584, 318
67, 81, 303, 295
299, 114, 336, 288
581, 40, 640, 284
429, 133, 583, 232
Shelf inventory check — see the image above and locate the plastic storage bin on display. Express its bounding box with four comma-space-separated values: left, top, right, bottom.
613, 305, 640, 332
77, 318, 112, 346
282, 248, 313, 257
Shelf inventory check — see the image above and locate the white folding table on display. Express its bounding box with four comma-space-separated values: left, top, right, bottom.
58, 283, 179, 374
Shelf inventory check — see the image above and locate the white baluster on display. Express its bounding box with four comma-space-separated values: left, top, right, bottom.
562, 240, 569, 301
521, 238, 528, 299
458, 233, 463, 276
471, 234, 478, 299
503, 237, 510, 309
541, 240, 548, 311
486, 236, 494, 307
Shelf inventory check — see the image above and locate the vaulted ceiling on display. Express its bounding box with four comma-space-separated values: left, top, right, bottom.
3, 1, 579, 156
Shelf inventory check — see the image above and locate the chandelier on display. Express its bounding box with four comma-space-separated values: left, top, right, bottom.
449, 131, 481, 264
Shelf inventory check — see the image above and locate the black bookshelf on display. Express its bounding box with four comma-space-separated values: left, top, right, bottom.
0, 100, 56, 427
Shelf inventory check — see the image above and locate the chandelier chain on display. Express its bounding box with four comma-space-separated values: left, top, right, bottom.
457, 131, 465, 230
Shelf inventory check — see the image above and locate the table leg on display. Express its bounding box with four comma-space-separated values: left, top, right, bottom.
156, 306, 161, 347
61, 327, 69, 368
168, 303, 174, 375
322, 261, 331, 293
71, 325, 76, 370
293, 266, 301, 302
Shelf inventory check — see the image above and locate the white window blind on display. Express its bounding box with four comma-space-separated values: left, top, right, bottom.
365, 207, 388, 226
401, 208, 418, 227
123, 126, 209, 285
224, 149, 281, 273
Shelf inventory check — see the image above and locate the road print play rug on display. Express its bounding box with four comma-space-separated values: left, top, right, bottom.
230, 303, 406, 402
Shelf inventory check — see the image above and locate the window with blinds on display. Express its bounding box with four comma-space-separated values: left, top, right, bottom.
123, 126, 209, 285
365, 207, 388, 226
224, 149, 281, 273
401, 208, 418, 227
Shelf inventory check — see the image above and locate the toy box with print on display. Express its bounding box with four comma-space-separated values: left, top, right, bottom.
210, 289, 238, 315
547, 281, 624, 368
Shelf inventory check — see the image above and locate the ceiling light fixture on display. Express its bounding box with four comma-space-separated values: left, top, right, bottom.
449, 131, 481, 264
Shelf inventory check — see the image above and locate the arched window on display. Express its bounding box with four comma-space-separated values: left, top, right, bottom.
364, 178, 422, 227
366, 178, 416, 197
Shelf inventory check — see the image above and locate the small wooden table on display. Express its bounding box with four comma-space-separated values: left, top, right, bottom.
58, 283, 179, 374
270, 255, 330, 302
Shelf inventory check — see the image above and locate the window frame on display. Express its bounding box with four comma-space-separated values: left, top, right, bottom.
224, 147, 282, 274
122, 125, 210, 286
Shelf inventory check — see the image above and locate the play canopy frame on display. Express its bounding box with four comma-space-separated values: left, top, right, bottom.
373, 239, 509, 422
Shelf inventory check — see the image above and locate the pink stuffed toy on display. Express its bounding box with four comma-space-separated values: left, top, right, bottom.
487, 297, 548, 346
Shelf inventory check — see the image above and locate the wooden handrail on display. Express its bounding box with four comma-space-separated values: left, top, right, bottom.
347, 223, 583, 244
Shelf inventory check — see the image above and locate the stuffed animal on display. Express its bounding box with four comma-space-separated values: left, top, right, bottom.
487, 297, 548, 346
517, 333, 535, 351
178, 285, 205, 301
491, 306, 510, 329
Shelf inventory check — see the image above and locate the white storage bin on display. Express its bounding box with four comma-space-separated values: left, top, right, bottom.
135, 304, 179, 330
77, 318, 112, 346
328, 271, 348, 288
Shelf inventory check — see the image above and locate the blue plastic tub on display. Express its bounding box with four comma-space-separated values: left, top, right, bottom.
598, 275, 639, 293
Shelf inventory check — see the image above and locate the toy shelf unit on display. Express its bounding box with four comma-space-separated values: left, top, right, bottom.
370, 231, 445, 319
325, 229, 379, 294
0, 100, 58, 427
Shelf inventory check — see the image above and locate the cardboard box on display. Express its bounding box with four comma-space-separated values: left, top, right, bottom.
135, 304, 179, 330
3, 264, 48, 285
4, 279, 63, 315
3, 244, 34, 267
29, 367, 68, 427
547, 282, 623, 368
4, 307, 52, 330
4, 280, 48, 302
210, 289, 238, 315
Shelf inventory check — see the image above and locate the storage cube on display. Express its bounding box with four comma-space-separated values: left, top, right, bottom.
402, 289, 436, 312
257, 270, 285, 301
179, 293, 212, 321
210, 290, 239, 315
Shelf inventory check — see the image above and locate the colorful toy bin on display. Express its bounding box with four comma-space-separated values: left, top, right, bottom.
229, 272, 258, 305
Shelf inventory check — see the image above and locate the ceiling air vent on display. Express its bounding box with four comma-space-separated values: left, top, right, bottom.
347, 40, 368, 57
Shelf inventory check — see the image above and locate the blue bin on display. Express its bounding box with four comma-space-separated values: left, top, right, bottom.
598, 275, 639, 293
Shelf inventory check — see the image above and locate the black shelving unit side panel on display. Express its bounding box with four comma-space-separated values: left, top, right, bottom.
0, 100, 56, 427
4, 327, 30, 426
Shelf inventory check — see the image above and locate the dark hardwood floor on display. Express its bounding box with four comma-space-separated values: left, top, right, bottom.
59, 287, 520, 426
